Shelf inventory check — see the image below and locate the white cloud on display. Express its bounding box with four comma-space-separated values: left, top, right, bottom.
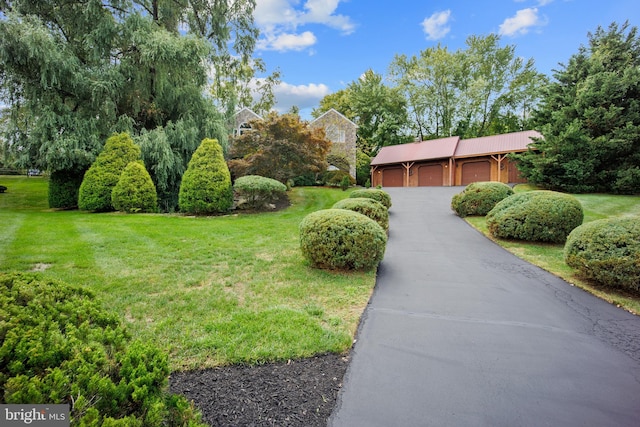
499, 8, 546, 36
254, 0, 355, 52
421, 10, 452, 40
271, 81, 331, 112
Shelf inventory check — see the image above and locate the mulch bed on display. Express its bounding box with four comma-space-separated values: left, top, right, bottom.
170, 353, 350, 427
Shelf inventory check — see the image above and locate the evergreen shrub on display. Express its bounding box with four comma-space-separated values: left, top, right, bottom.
486, 190, 583, 243
322, 170, 355, 188
0, 273, 205, 426
48, 169, 85, 209
332, 197, 389, 231
564, 216, 640, 291
451, 181, 514, 217
78, 133, 141, 212
299, 209, 387, 271
179, 138, 233, 214
111, 161, 158, 213
349, 188, 391, 209
233, 175, 287, 210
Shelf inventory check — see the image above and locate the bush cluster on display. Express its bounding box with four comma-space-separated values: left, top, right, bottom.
332, 197, 389, 231
48, 169, 85, 209
451, 181, 514, 217
78, 133, 141, 212
486, 190, 583, 243
0, 272, 205, 426
233, 175, 287, 210
349, 188, 392, 209
111, 161, 158, 213
564, 216, 640, 291
299, 209, 387, 271
179, 138, 233, 214
322, 170, 355, 188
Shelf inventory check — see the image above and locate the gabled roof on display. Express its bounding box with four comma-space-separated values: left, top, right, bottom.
454, 130, 541, 158
311, 108, 358, 128
371, 136, 460, 166
234, 107, 262, 122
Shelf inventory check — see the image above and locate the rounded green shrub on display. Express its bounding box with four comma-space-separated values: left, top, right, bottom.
179, 138, 233, 214
349, 188, 391, 209
300, 209, 387, 271
322, 170, 355, 188
0, 272, 205, 426
233, 175, 287, 210
451, 181, 514, 217
48, 169, 85, 209
486, 190, 584, 243
111, 161, 158, 213
332, 197, 389, 231
78, 133, 141, 212
564, 216, 640, 291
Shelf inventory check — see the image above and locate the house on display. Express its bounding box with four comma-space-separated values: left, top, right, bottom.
233, 107, 358, 177
370, 130, 541, 187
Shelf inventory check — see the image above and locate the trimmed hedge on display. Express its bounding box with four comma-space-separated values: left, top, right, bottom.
48, 169, 85, 209
323, 170, 355, 188
111, 161, 158, 213
564, 216, 640, 291
451, 181, 514, 217
78, 133, 141, 212
349, 188, 391, 209
233, 175, 287, 210
179, 138, 233, 214
486, 190, 584, 243
300, 209, 387, 271
332, 197, 389, 231
0, 272, 205, 426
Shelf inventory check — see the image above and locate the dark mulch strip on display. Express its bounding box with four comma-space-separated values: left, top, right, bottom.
169, 353, 350, 427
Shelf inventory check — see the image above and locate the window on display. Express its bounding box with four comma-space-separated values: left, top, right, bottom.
326, 125, 346, 143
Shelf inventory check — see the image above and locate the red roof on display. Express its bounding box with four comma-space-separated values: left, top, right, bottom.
370, 130, 541, 165
454, 130, 541, 158
370, 136, 460, 166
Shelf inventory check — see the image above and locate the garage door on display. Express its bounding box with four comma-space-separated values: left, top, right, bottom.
508, 160, 527, 184
382, 168, 404, 187
461, 161, 491, 185
418, 164, 443, 186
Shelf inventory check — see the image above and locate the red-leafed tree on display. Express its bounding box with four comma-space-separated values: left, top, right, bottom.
228, 113, 331, 183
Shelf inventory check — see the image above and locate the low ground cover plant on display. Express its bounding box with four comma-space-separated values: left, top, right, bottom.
332, 197, 389, 231
565, 216, 640, 291
349, 188, 391, 209
0, 272, 205, 426
451, 181, 514, 217
300, 209, 387, 271
233, 175, 287, 210
486, 190, 583, 243
112, 161, 158, 213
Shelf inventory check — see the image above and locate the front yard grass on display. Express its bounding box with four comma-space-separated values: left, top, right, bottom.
465, 185, 640, 315
0, 176, 376, 370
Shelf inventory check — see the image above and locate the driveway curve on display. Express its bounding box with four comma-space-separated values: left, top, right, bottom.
329, 187, 640, 427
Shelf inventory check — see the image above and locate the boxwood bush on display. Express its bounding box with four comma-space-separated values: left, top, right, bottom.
486, 190, 583, 243
332, 197, 389, 231
451, 181, 514, 217
0, 272, 205, 426
48, 169, 85, 209
233, 175, 287, 210
111, 161, 158, 213
78, 133, 141, 212
349, 188, 391, 209
299, 209, 387, 271
179, 138, 233, 214
564, 217, 640, 291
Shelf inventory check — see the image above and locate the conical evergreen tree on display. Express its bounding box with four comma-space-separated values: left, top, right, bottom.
112, 161, 158, 213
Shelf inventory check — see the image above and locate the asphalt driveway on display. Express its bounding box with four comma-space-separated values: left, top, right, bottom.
329, 187, 640, 427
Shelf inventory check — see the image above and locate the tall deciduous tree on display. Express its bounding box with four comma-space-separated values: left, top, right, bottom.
516, 22, 640, 194
228, 112, 331, 183
0, 0, 262, 211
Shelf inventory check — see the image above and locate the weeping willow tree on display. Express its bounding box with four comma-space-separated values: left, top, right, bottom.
0, 0, 264, 211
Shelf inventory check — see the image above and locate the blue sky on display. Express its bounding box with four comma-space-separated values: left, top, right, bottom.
251, 0, 640, 119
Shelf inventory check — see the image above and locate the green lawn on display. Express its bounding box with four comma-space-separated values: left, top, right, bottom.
0, 176, 376, 370
466, 184, 640, 315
